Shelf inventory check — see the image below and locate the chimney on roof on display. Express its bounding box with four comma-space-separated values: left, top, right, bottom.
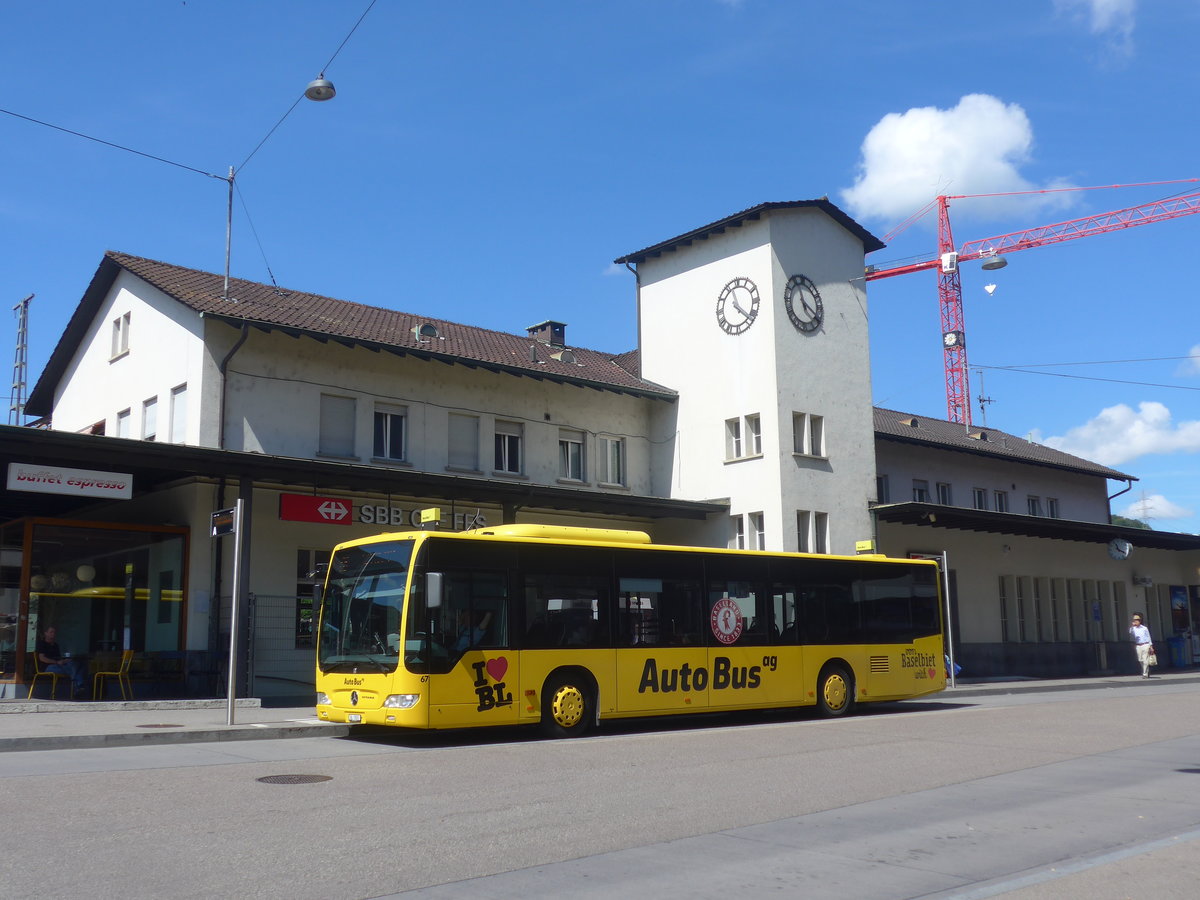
527, 320, 566, 348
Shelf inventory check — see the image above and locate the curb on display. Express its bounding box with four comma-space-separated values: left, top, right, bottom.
0, 722, 350, 753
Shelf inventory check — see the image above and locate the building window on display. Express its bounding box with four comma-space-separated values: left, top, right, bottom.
746, 414, 761, 455
876, 474, 890, 503
999, 577, 1009, 643
448, 413, 480, 470
558, 430, 584, 481
726, 414, 762, 460
797, 510, 829, 554
318, 394, 356, 458
110, 312, 130, 359
599, 435, 626, 485
373, 404, 407, 461
792, 412, 826, 457
141, 397, 157, 441
797, 510, 811, 552
169, 384, 187, 443
725, 417, 742, 459
994, 490, 1009, 513
1027, 496, 1042, 516
116, 408, 131, 438
912, 479, 931, 503
936, 482, 952, 505
1016, 579, 1027, 641
1047, 497, 1059, 518
814, 512, 829, 554
731, 515, 746, 550
1033, 579, 1044, 641
1050, 580, 1061, 641
494, 420, 523, 474
973, 487, 988, 510
295, 549, 328, 649
749, 511, 765, 550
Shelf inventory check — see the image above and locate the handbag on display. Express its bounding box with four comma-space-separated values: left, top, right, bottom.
1148, 650, 1158, 667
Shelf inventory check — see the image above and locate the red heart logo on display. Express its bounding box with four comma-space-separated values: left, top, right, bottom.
486, 657, 508, 682
928, 668, 936, 679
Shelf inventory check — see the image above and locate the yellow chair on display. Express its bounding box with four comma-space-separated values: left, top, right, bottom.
93, 650, 135, 701
28, 651, 70, 700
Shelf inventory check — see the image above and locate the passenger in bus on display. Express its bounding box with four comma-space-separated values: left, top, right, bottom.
452, 610, 492, 653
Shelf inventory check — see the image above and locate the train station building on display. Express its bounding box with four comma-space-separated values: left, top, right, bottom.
3, 199, 1198, 701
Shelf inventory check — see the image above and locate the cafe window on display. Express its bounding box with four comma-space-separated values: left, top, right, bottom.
9, 519, 188, 691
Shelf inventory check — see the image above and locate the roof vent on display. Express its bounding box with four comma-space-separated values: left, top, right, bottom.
900, 417, 919, 427
968, 430, 989, 441
412, 322, 439, 341
526, 320, 566, 348
550, 349, 578, 365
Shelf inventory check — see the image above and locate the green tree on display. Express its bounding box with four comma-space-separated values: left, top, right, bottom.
1112, 515, 1151, 530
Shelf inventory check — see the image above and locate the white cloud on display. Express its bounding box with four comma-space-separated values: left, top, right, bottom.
1177, 344, 1200, 377
1055, 0, 1137, 55
840, 94, 1074, 224
1119, 493, 1193, 522
1037, 401, 1200, 466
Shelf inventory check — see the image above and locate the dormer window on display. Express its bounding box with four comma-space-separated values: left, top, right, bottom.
411, 322, 439, 341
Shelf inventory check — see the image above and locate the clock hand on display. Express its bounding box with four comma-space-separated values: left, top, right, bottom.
732, 299, 749, 317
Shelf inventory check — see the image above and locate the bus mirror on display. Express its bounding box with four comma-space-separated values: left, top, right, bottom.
425, 572, 444, 608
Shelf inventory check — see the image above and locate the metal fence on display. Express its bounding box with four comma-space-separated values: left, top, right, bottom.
246, 592, 315, 700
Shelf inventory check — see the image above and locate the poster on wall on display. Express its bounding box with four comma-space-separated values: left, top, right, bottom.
1170, 585, 1189, 634
1190, 586, 1200, 663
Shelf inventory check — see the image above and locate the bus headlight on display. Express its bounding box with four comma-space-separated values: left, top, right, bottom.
383, 694, 420, 709
316, 692, 331, 706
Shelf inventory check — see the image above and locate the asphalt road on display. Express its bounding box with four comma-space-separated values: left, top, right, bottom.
3, 682, 1200, 899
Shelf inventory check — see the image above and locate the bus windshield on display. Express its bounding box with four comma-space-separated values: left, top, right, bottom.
317, 539, 414, 673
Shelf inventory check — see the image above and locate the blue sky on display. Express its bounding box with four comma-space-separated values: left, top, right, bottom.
3, 1, 1199, 534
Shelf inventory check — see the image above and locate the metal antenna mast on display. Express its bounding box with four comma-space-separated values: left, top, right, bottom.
9, 294, 32, 425
973, 367, 994, 426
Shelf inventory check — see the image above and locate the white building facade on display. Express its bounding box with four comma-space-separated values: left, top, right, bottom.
3, 199, 1198, 701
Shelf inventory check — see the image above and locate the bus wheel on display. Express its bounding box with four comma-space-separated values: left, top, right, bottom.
817, 664, 854, 717
541, 672, 592, 738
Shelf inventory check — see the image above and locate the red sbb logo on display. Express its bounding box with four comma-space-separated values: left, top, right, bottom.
279, 493, 352, 524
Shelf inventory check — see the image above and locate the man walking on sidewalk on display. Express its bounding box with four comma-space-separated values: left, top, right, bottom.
1129, 614, 1154, 678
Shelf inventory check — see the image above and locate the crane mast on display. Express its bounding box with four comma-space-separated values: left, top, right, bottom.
866, 184, 1200, 425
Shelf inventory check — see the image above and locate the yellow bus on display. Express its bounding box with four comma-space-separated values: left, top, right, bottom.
315, 524, 945, 737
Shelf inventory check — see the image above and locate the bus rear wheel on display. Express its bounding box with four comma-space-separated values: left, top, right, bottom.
817, 664, 855, 717
540, 672, 592, 738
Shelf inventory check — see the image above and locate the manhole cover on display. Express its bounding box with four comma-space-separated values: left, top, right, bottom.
256, 774, 333, 785
136, 723, 183, 728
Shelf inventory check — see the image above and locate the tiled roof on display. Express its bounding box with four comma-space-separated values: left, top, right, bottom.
614, 200, 885, 265
28, 253, 676, 413
874, 407, 1135, 481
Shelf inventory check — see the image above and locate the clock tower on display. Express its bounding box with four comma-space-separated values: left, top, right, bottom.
615, 201, 884, 554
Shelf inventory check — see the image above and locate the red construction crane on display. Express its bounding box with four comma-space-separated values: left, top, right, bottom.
865, 181, 1200, 424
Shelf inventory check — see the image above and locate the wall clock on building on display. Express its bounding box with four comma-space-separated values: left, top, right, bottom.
784, 274, 824, 334
715, 277, 760, 335
1107, 538, 1132, 560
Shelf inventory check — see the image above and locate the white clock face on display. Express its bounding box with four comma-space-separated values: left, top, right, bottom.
1108, 538, 1132, 560
715, 277, 760, 335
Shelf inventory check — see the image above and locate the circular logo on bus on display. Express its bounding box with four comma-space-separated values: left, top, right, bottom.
710, 597, 744, 645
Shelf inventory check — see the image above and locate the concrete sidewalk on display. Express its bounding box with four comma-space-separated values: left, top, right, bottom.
1, 671, 1198, 753
0, 698, 349, 752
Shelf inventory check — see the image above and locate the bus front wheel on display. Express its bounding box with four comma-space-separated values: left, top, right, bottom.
817, 664, 855, 717
540, 672, 593, 738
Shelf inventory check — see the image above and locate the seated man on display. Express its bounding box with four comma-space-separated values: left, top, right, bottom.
36, 625, 87, 698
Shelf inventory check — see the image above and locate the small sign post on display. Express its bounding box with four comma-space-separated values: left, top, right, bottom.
212, 501, 244, 725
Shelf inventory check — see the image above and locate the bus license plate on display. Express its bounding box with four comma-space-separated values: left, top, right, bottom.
347, 713, 362, 723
